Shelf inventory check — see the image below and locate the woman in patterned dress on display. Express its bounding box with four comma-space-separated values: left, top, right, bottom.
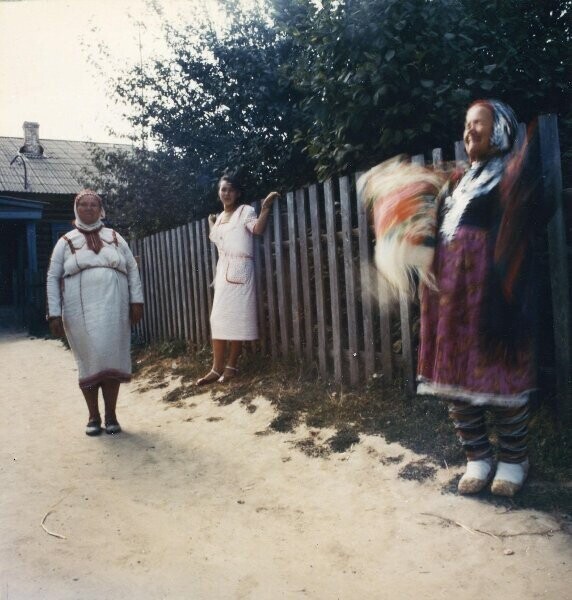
417, 100, 539, 497
197, 175, 279, 385
47, 190, 144, 436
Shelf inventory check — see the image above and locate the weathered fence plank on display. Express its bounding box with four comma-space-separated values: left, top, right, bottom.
156, 232, 169, 339
188, 223, 201, 344
195, 220, 208, 345
539, 114, 571, 426
356, 172, 375, 379
340, 175, 359, 385
174, 227, 188, 341
324, 179, 342, 382
296, 188, 313, 362
181, 224, 195, 344
309, 184, 327, 376
287, 191, 301, 355
263, 209, 278, 359
274, 202, 289, 356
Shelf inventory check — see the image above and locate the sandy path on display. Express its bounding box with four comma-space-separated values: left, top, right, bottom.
1, 331, 570, 600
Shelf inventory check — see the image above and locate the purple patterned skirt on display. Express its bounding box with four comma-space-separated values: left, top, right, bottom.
417, 227, 535, 407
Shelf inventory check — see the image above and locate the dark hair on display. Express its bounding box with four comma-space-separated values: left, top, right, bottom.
218, 173, 246, 206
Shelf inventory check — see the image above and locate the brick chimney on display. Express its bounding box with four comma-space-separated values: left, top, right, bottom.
20, 121, 44, 156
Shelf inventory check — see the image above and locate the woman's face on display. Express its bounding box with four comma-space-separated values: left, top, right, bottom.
218, 181, 240, 209
464, 104, 494, 163
76, 196, 101, 225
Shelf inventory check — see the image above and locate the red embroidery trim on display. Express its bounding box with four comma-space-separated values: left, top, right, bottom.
76, 225, 104, 254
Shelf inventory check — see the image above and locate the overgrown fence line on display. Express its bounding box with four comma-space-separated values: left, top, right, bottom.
130, 114, 571, 426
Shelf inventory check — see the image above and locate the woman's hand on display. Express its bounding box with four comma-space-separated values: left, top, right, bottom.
48, 317, 64, 338
208, 213, 217, 226
130, 303, 144, 325
261, 191, 280, 211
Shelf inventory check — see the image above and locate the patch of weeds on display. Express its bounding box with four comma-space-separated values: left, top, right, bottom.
327, 427, 360, 453
162, 385, 195, 404
133, 340, 572, 515
294, 437, 331, 458
380, 454, 404, 465
269, 412, 298, 433
241, 399, 257, 414
399, 459, 437, 482
214, 384, 253, 406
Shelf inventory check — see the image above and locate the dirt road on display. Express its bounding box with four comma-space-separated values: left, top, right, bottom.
1, 331, 570, 599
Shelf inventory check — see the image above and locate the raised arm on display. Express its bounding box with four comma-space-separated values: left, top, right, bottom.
252, 191, 280, 236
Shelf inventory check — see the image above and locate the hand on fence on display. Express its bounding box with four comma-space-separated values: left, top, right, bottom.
130, 303, 144, 326
261, 191, 280, 211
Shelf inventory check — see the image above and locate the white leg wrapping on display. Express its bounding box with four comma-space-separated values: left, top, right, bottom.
458, 458, 493, 495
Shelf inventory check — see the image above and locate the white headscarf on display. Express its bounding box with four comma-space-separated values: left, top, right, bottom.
74, 189, 106, 231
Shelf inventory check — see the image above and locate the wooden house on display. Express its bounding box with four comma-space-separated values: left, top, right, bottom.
0, 122, 127, 332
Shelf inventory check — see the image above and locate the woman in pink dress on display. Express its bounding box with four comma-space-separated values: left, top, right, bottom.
197, 174, 279, 385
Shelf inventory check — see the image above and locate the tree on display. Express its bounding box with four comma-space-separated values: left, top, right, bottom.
87, 0, 570, 235
85, 0, 313, 236
272, 0, 571, 179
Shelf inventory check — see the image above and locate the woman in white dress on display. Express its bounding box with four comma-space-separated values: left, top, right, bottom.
46, 190, 144, 435
197, 175, 279, 385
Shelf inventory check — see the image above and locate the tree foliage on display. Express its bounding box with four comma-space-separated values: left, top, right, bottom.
85, 0, 312, 236
86, 0, 571, 235
273, 0, 571, 178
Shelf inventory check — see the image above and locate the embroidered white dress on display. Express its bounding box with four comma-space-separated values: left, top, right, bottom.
46, 227, 143, 388
209, 205, 258, 340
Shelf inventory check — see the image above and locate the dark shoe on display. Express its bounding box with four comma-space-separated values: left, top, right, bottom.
86, 419, 102, 436
105, 420, 122, 435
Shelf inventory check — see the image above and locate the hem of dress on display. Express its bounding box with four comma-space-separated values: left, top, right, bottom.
416, 379, 533, 407
79, 370, 132, 389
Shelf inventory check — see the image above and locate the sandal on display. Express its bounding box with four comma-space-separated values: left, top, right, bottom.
197, 369, 222, 386
85, 418, 102, 437
218, 365, 239, 383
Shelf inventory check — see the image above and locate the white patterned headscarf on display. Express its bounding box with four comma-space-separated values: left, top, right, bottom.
471, 99, 518, 156
440, 100, 518, 242
74, 189, 106, 231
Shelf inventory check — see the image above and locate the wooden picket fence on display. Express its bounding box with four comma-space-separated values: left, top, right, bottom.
130, 114, 571, 424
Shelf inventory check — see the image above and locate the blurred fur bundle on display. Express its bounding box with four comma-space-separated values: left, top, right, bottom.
358, 156, 445, 295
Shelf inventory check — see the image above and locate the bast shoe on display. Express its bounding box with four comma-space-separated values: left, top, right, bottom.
105, 420, 122, 435
491, 460, 529, 497
85, 419, 103, 437
457, 458, 493, 495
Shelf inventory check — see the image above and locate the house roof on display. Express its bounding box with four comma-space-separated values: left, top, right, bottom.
0, 136, 130, 195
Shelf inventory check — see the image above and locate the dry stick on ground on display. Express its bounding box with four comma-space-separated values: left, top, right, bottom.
41, 498, 67, 540
421, 512, 561, 539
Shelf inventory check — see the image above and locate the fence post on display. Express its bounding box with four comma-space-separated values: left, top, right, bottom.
309, 184, 328, 377
356, 172, 375, 380
287, 192, 301, 355
325, 179, 343, 382
538, 114, 571, 428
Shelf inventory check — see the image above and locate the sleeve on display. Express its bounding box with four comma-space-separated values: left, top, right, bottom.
116, 232, 144, 304
46, 239, 66, 318
243, 204, 258, 234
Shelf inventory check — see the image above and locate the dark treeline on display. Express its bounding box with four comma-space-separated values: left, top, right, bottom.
84, 0, 571, 236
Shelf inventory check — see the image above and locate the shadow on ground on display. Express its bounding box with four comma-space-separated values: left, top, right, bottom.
131, 340, 572, 521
